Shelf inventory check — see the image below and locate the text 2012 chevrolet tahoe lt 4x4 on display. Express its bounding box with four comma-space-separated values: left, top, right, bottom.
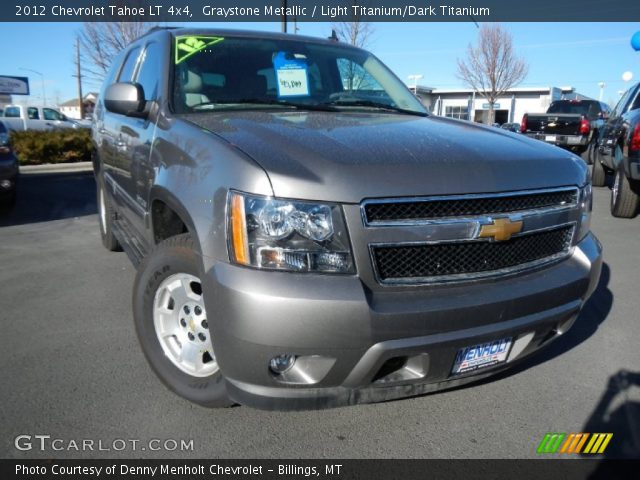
93, 28, 602, 410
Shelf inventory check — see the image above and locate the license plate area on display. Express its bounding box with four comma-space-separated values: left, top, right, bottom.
545, 135, 557, 142
451, 337, 512, 376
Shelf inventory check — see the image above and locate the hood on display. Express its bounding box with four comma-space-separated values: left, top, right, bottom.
180, 111, 587, 204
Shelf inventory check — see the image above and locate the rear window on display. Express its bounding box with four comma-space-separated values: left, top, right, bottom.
0, 121, 6, 133
4, 107, 20, 118
547, 101, 592, 115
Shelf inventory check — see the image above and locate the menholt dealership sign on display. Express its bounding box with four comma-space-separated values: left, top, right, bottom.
0, 76, 30, 95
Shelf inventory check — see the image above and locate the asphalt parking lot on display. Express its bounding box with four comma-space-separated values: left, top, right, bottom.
0, 171, 638, 459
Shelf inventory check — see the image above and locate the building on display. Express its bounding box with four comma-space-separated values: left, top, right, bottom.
58, 92, 98, 119
414, 86, 591, 125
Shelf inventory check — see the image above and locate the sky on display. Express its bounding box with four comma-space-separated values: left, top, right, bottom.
1, 21, 639, 106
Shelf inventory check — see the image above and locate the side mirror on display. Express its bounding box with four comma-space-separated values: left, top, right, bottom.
104, 82, 147, 117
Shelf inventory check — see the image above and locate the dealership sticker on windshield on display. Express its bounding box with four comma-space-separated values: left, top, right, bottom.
451, 337, 512, 375
273, 52, 310, 97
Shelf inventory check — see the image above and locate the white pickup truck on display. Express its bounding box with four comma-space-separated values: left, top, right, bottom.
1, 105, 85, 132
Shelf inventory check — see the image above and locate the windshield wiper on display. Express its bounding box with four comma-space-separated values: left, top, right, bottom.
192, 99, 338, 112
322, 99, 428, 117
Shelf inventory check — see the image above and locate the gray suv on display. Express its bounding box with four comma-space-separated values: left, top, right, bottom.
93, 28, 602, 410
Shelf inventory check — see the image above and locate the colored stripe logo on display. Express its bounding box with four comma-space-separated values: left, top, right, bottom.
537, 433, 612, 454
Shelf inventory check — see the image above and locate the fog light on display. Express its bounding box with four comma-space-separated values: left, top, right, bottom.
0, 179, 12, 189
269, 354, 296, 374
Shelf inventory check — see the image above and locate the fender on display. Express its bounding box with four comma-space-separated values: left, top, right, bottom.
148, 185, 203, 259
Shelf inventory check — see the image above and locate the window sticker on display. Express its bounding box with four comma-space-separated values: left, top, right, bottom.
175, 36, 224, 64
273, 52, 310, 97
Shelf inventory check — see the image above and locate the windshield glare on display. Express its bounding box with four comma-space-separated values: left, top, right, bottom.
172, 36, 426, 115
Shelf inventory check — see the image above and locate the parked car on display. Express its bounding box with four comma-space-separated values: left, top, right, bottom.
1, 105, 83, 132
94, 28, 601, 410
593, 82, 640, 217
501, 122, 521, 133
0, 120, 19, 206
520, 100, 610, 161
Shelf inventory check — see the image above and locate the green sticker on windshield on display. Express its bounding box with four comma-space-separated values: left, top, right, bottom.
175, 36, 224, 64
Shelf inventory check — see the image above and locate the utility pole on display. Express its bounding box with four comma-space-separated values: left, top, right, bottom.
73, 37, 84, 119
281, 0, 287, 33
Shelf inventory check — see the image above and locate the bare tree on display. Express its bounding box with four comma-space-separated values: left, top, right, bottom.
457, 24, 528, 124
332, 11, 374, 48
79, 21, 157, 81
332, 2, 375, 91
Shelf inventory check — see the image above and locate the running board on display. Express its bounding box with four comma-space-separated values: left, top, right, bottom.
112, 219, 147, 268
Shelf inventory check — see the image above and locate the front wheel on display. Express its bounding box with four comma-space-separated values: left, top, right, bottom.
132, 233, 232, 407
610, 166, 640, 218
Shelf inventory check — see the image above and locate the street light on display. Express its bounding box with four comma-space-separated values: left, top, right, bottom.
598, 82, 606, 102
19, 67, 46, 106
408, 74, 423, 94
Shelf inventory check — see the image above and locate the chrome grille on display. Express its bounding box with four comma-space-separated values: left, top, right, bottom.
363, 188, 578, 225
372, 226, 574, 283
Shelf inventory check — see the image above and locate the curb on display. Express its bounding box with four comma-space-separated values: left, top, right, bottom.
20, 162, 93, 175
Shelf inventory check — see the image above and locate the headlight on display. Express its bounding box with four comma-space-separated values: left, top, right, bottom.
227, 191, 355, 273
577, 183, 592, 241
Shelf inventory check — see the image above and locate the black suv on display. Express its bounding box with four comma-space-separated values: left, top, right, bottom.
594, 82, 640, 218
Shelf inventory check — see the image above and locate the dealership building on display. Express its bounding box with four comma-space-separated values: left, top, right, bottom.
414, 86, 591, 124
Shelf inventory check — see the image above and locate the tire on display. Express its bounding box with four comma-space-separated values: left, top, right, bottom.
132, 233, 232, 408
610, 165, 640, 218
580, 138, 596, 165
590, 157, 606, 187
97, 175, 122, 251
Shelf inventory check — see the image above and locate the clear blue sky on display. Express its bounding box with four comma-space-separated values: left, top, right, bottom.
1, 22, 639, 106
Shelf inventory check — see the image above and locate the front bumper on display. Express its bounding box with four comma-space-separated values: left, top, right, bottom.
203, 233, 602, 410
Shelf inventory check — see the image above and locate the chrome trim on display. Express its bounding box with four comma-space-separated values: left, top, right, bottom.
369, 223, 576, 286
361, 186, 580, 227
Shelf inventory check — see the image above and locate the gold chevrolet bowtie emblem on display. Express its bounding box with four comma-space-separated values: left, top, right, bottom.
478, 218, 523, 241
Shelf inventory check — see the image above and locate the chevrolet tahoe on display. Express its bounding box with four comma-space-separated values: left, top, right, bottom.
92, 28, 602, 410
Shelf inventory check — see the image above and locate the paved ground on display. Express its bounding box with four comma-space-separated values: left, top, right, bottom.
0, 172, 638, 459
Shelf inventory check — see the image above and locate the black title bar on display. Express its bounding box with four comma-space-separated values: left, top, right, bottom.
2, 459, 640, 480
4, 0, 640, 22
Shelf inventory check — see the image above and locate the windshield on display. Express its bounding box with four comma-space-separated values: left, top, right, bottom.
172, 35, 427, 115
547, 101, 592, 115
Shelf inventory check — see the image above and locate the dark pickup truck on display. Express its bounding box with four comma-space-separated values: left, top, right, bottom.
593, 81, 640, 217
520, 100, 610, 161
